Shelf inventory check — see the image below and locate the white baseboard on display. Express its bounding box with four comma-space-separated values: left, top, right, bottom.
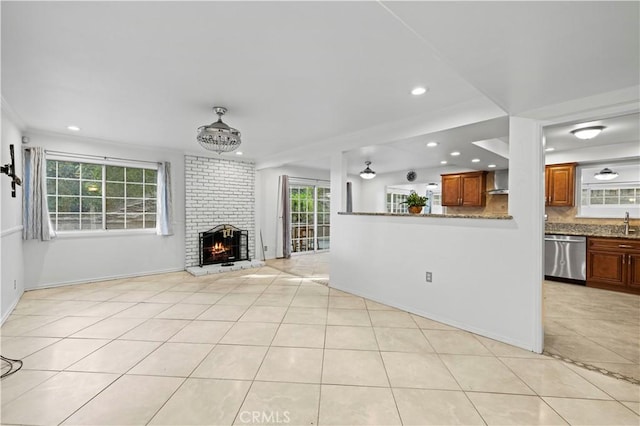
1, 289, 25, 325
330, 282, 538, 354
24, 267, 185, 291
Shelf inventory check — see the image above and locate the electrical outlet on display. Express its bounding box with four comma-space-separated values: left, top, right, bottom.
425, 272, 432, 283
264, 245, 268, 251
13, 279, 17, 290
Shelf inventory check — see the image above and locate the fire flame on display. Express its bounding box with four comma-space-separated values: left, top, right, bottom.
210, 242, 227, 256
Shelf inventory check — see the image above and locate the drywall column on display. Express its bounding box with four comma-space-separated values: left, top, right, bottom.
329, 152, 346, 282
508, 116, 545, 352
330, 152, 347, 216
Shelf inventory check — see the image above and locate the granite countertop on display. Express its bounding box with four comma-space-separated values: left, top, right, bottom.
545, 223, 640, 240
338, 212, 513, 220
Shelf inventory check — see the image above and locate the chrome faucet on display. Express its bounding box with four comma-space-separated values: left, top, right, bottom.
623, 211, 631, 235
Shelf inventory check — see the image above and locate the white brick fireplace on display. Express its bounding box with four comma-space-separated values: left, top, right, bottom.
184, 155, 256, 268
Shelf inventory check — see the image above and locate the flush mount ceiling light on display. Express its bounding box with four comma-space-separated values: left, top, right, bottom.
545, 147, 555, 152
359, 161, 376, 180
426, 182, 439, 189
426, 142, 439, 147
411, 87, 427, 96
571, 126, 605, 140
450, 151, 461, 156
594, 167, 619, 181
488, 164, 497, 168
67, 125, 80, 131
197, 106, 242, 154
440, 160, 448, 164
471, 158, 480, 163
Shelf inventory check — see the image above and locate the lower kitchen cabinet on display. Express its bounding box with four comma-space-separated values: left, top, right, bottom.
586, 237, 640, 294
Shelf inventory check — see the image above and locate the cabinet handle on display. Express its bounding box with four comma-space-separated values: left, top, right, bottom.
619, 244, 632, 248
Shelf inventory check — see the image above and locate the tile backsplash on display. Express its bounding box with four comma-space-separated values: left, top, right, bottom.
546, 206, 640, 225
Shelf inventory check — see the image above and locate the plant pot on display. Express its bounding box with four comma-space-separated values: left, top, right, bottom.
408, 205, 423, 214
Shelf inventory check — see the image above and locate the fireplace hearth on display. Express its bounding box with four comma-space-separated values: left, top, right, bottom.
199, 224, 249, 267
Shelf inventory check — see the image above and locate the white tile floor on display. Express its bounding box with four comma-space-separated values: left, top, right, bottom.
1, 263, 638, 425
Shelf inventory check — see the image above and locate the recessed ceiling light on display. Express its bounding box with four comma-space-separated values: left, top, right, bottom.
488, 164, 497, 168
67, 125, 80, 131
450, 151, 460, 156
235, 151, 243, 156
471, 158, 480, 163
411, 87, 427, 96
440, 160, 448, 165
571, 125, 605, 140
545, 147, 555, 152
426, 142, 439, 147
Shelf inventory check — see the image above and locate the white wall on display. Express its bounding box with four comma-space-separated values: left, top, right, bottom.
1, 112, 25, 322
330, 117, 544, 352
22, 131, 185, 289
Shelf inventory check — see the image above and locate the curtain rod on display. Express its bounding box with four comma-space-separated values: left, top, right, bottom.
34, 149, 161, 166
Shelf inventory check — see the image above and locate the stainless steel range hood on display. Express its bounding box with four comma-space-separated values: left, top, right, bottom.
487, 169, 509, 194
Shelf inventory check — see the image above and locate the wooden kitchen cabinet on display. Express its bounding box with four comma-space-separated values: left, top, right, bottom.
441, 171, 487, 207
587, 237, 640, 294
545, 163, 576, 207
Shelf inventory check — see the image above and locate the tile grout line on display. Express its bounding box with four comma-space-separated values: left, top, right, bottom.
229, 269, 307, 426
479, 337, 571, 425
425, 329, 488, 426
367, 304, 403, 425
317, 277, 331, 426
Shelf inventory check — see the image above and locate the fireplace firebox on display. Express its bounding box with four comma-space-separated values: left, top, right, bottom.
199, 224, 249, 267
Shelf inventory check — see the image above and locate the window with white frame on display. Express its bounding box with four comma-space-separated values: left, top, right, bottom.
46, 159, 158, 231
387, 184, 442, 214
430, 192, 443, 215
386, 192, 409, 213
578, 162, 640, 218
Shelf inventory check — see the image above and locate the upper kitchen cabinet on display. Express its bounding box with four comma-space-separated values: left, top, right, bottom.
441, 171, 487, 207
545, 163, 576, 207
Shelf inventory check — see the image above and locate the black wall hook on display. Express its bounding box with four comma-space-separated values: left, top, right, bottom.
1, 144, 22, 198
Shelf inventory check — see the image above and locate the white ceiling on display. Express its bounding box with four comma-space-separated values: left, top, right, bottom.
307, 116, 510, 176
543, 113, 640, 153
2, 2, 639, 169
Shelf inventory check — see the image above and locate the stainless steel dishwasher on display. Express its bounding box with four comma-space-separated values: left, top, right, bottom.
544, 235, 587, 282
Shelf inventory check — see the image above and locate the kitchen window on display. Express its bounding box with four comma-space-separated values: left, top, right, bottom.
578, 162, 640, 218
386, 192, 409, 213
46, 159, 158, 231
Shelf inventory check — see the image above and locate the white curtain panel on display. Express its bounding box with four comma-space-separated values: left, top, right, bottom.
157, 161, 174, 236
23, 147, 55, 241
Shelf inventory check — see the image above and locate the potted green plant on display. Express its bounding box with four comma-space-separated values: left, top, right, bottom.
403, 192, 428, 214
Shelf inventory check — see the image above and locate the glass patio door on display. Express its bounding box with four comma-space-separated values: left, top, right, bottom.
290, 184, 330, 253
